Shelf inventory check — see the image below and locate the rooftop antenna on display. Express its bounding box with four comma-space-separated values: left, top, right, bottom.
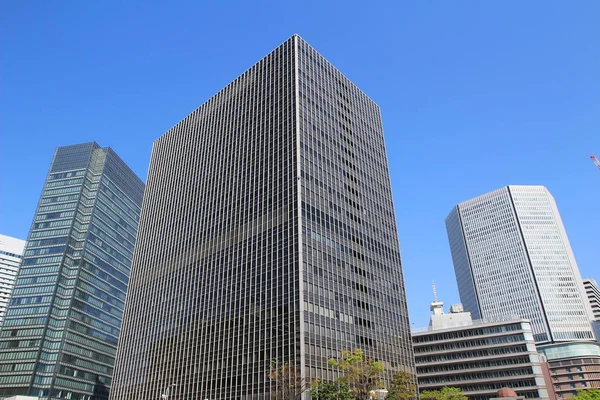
430, 282, 444, 314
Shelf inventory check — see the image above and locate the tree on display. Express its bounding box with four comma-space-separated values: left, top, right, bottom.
328, 349, 385, 400
267, 360, 312, 400
386, 370, 416, 400
571, 388, 600, 400
421, 387, 468, 400
310, 380, 353, 400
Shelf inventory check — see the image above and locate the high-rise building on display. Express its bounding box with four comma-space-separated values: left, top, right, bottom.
0, 143, 144, 400
110, 34, 414, 400
583, 279, 600, 321
446, 186, 594, 344
583, 278, 600, 342
0, 234, 26, 326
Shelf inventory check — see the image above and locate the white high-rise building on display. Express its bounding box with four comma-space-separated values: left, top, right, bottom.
583, 278, 600, 321
0, 234, 25, 326
446, 185, 594, 344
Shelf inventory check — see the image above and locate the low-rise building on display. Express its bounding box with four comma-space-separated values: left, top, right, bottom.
412, 293, 549, 400
538, 342, 600, 399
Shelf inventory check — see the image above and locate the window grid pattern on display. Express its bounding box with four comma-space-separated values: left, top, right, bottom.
446, 186, 594, 344
296, 36, 414, 384
449, 187, 548, 340
0, 143, 144, 400
446, 208, 481, 319
541, 342, 600, 398
0, 235, 25, 326
110, 35, 414, 400
583, 279, 600, 321
510, 186, 594, 341
413, 321, 548, 400
111, 38, 298, 400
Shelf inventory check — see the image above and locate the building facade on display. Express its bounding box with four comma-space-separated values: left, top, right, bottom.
584, 279, 600, 342
110, 35, 414, 399
0, 143, 144, 400
446, 186, 594, 344
583, 279, 600, 321
538, 342, 600, 399
413, 318, 549, 400
0, 234, 26, 326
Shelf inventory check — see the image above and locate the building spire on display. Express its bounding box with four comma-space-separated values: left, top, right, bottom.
430, 282, 444, 315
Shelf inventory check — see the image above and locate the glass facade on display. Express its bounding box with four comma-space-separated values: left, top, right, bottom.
538, 342, 600, 360
539, 341, 600, 399
110, 35, 414, 400
0, 142, 144, 400
296, 38, 414, 382
445, 208, 480, 320
0, 234, 26, 327
445, 186, 594, 344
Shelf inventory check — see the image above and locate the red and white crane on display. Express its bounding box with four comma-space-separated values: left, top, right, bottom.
592, 155, 600, 170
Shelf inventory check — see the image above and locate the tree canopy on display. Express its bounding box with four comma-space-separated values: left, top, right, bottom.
386, 370, 417, 400
267, 360, 312, 400
571, 388, 600, 400
421, 387, 468, 400
310, 380, 354, 400
328, 348, 385, 400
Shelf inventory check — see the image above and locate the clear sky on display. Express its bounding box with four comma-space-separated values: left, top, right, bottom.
1, 1, 598, 329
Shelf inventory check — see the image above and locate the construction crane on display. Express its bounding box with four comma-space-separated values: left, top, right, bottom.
592, 155, 600, 170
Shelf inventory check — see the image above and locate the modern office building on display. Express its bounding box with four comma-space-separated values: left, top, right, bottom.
538, 342, 600, 399
446, 186, 594, 344
583, 279, 600, 342
412, 297, 549, 400
592, 322, 600, 344
583, 279, 600, 321
0, 143, 144, 400
0, 234, 26, 326
110, 34, 414, 399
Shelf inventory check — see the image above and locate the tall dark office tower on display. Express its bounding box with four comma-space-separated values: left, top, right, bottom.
110, 35, 414, 400
0, 143, 144, 400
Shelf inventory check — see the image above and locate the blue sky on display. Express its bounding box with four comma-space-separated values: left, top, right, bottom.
1, 1, 598, 328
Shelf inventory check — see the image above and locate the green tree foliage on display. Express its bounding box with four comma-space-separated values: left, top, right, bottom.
421, 387, 468, 400
310, 380, 354, 400
386, 370, 417, 400
571, 388, 600, 400
328, 348, 385, 400
267, 360, 312, 400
